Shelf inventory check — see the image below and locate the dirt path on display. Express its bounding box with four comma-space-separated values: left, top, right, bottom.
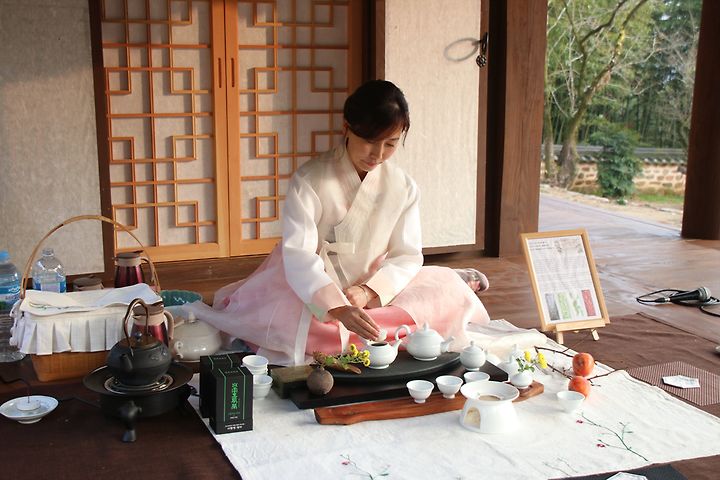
540, 184, 683, 229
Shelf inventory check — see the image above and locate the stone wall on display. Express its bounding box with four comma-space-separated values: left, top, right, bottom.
544, 146, 687, 194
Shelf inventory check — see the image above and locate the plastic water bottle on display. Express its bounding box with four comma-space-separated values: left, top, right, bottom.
0, 250, 24, 362
31, 247, 67, 293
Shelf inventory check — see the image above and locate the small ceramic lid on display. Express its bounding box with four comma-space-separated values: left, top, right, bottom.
413, 323, 442, 339
462, 340, 484, 354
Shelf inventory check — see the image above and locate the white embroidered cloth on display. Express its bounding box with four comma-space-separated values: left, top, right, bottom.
189, 320, 720, 479
10, 284, 161, 355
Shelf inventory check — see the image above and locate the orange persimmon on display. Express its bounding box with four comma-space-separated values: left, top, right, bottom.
572, 352, 595, 377
568, 375, 591, 398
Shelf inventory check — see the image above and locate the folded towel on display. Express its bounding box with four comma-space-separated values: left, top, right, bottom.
20, 283, 161, 317
466, 319, 547, 361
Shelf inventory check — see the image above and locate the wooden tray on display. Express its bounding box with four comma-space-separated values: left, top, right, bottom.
314, 381, 544, 425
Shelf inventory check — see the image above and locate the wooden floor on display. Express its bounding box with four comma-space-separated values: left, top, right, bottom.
156, 194, 720, 344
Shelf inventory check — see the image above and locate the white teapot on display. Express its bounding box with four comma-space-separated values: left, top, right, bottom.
396, 323, 454, 361
170, 311, 222, 361
361, 330, 402, 369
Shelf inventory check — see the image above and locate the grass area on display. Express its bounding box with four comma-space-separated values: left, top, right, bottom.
570, 186, 684, 206
634, 191, 684, 205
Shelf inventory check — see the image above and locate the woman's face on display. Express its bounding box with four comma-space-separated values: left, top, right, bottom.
345, 125, 403, 179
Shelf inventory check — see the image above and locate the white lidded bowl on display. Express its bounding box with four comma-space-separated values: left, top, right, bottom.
406, 379, 434, 403
459, 381, 520, 434
435, 375, 464, 399
253, 374, 273, 399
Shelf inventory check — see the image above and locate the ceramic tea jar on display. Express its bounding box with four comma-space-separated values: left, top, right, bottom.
307, 365, 334, 395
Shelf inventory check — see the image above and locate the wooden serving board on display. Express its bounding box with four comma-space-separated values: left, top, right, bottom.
314, 381, 545, 425
315, 391, 465, 425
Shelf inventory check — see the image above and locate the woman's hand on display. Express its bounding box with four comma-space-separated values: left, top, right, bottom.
328, 305, 380, 340
344, 284, 379, 309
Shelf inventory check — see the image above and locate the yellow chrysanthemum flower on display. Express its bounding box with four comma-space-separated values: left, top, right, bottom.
363, 358, 371, 367
524, 350, 532, 362
537, 352, 547, 369
349, 343, 358, 354
361, 350, 370, 359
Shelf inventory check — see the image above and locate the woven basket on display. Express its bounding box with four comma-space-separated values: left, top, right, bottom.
19, 215, 160, 382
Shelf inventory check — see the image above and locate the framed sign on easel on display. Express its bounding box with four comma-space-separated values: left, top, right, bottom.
520, 229, 609, 344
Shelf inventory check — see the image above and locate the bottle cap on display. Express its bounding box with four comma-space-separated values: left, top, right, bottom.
42, 248, 54, 256
0, 250, 8, 261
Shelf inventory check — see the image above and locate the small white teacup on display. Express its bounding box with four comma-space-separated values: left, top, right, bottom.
463, 371, 490, 383
406, 380, 434, 404
435, 375, 464, 399
242, 354, 269, 375
557, 390, 585, 413
253, 374, 273, 400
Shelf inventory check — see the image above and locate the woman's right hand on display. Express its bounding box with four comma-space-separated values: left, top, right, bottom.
328, 305, 380, 341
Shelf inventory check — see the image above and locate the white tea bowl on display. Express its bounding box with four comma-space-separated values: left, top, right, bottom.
253, 374, 273, 399
463, 371, 490, 383
407, 379, 434, 403
435, 375, 464, 399
242, 355, 269, 375
557, 390, 585, 413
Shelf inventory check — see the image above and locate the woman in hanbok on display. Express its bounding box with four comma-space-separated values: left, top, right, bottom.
190, 80, 490, 365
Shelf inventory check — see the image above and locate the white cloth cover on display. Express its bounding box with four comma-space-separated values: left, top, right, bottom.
189, 320, 720, 480
10, 284, 161, 355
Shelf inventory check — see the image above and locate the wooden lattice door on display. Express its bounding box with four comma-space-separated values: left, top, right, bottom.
225, 0, 362, 255
99, 0, 362, 261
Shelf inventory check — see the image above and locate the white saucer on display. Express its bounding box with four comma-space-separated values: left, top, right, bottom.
0, 395, 58, 424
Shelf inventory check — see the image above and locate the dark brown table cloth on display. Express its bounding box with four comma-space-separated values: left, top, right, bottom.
1, 312, 718, 480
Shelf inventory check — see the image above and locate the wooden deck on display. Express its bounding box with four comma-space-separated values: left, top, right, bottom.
156, 194, 720, 344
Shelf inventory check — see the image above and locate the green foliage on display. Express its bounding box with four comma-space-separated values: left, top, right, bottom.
546, 0, 702, 149
590, 123, 641, 200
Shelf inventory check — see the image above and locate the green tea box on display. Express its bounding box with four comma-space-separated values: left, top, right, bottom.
208, 365, 253, 434
199, 353, 242, 418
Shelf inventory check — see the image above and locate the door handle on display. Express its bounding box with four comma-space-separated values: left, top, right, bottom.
217, 58, 223, 88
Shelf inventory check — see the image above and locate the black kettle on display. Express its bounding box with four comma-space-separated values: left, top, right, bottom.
106, 298, 172, 386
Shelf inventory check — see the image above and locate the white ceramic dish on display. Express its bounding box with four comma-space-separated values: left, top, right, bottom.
459, 381, 520, 434
435, 375, 464, 399
557, 390, 585, 413
406, 379, 434, 403
253, 374, 273, 400
0, 395, 58, 424
463, 371, 490, 383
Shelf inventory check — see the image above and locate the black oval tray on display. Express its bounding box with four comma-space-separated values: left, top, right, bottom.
331, 351, 460, 383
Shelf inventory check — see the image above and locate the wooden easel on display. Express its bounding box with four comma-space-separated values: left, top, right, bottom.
521, 229, 610, 345
553, 326, 601, 345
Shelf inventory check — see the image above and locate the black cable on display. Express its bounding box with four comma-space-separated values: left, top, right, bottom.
636, 288, 720, 317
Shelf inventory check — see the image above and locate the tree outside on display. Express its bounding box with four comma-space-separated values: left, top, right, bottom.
543, 0, 702, 194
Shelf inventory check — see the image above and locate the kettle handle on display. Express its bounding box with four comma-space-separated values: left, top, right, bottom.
122, 298, 150, 345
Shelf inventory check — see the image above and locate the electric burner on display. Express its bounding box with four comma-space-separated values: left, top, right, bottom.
84, 363, 193, 442
104, 373, 174, 395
